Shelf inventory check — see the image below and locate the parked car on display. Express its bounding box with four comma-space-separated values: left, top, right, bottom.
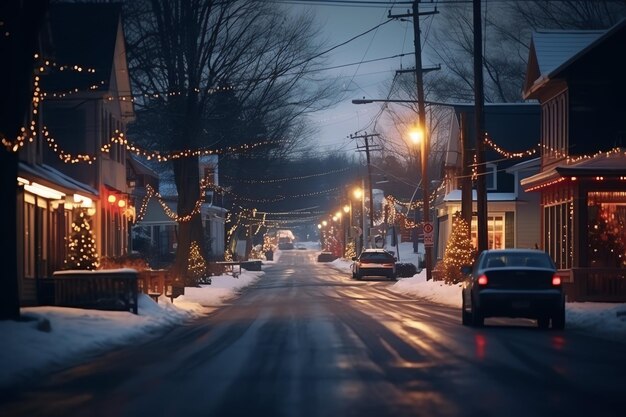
461, 249, 565, 329
352, 249, 397, 280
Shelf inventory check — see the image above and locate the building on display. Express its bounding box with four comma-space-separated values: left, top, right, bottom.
15, 3, 135, 305
520, 19, 626, 301
435, 103, 541, 262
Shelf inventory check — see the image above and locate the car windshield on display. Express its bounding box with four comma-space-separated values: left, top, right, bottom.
360, 252, 394, 261
483, 252, 553, 269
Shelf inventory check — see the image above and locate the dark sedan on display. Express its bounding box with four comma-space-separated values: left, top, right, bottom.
461, 249, 565, 329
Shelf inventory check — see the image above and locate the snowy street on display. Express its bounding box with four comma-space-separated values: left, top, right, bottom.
1, 248, 626, 417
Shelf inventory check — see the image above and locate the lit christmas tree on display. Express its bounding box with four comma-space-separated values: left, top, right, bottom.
441, 214, 476, 284
64, 208, 99, 270
188, 241, 207, 284
588, 204, 626, 268
345, 239, 356, 259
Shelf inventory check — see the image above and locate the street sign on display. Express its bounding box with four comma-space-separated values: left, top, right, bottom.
423, 222, 434, 247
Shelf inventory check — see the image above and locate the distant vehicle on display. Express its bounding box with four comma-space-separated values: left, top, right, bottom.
352, 249, 397, 280
461, 249, 565, 329
276, 229, 295, 250
278, 240, 294, 250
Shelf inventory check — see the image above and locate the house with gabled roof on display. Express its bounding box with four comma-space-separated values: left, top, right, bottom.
520, 19, 626, 301
16, 2, 135, 305
434, 103, 541, 262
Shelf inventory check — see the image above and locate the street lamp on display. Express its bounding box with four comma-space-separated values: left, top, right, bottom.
351, 186, 365, 254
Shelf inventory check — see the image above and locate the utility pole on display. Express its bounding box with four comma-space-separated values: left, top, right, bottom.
460, 113, 473, 228
473, 0, 488, 252
389, 1, 438, 281
351, 132, 380, 248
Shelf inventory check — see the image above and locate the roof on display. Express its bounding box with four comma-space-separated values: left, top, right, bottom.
44, 3, 123, 93
127, 155, 158, 178
19, 162, 98, 197
521, 149, 626, 191
524, 19, 626, 98
447, 103, 540, 170
533, 30, 603, 77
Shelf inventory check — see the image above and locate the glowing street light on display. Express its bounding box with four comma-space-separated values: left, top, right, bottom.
409, 127, 423, 144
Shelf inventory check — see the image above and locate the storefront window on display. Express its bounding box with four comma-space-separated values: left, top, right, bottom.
588, 192, 626, 268
544, 201, 573, 269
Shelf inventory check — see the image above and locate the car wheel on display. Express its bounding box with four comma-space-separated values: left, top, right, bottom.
552, 308, 565, 330
462, 297, 471, 326
471, 302, 484, 327
389, 274, 397, 281
537, 316, 550, 329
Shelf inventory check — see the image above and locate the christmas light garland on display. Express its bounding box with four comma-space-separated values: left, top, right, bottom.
222, 167, 353, 184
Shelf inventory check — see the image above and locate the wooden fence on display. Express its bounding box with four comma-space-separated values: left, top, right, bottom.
53, 270, 138, 314
565, 268, 626, 302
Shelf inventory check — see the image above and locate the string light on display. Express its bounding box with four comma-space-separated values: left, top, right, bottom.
222, 167, 353, 184
484, 136, 538, 159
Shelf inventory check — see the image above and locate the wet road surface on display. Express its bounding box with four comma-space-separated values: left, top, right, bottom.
1, 249, 625, 417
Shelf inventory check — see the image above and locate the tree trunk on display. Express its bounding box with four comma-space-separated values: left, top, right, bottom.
171, 155, 205, 286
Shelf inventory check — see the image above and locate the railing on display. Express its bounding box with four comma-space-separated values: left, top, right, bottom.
137, 269, 184, 302
566, 268, 626, 302
53, 270, 138, 314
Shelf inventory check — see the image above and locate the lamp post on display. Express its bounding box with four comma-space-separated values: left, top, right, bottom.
343, 204, 350, 258
353, 186, 364, 254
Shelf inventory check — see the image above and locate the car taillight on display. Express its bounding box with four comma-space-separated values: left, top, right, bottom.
552, 274, 562, 286
477, 274, 488, 285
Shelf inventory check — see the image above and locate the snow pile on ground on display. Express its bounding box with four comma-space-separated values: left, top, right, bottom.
0, 269, 264, 388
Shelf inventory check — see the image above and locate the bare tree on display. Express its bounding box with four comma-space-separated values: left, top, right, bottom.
426, 1, 626, 104
124, 0, 337, 282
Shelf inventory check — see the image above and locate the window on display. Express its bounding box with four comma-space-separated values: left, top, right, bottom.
471, 215, 505, 250
587, 193, 626, 268
544, 201, 573, 269
204, 166, 216, 185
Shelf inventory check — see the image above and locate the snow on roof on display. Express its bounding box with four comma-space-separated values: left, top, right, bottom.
443, 190, 516, 202
532, 30, 603, 77
19, 162, 98, 196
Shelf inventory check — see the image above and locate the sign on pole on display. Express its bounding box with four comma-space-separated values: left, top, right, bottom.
423, 222, 434, 247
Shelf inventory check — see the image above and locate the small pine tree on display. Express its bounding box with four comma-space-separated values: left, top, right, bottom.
188, 241, 207, 285
345, 239, 356, 259
442, 214, 475, 284
64, 208, 99, 270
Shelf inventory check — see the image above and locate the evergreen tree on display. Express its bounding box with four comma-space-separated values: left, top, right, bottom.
442, 214, 476, 284
64, 208, 99, 270
188, 241, 207, 285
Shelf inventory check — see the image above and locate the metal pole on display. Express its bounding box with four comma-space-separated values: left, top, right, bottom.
473, 0, 488, 252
